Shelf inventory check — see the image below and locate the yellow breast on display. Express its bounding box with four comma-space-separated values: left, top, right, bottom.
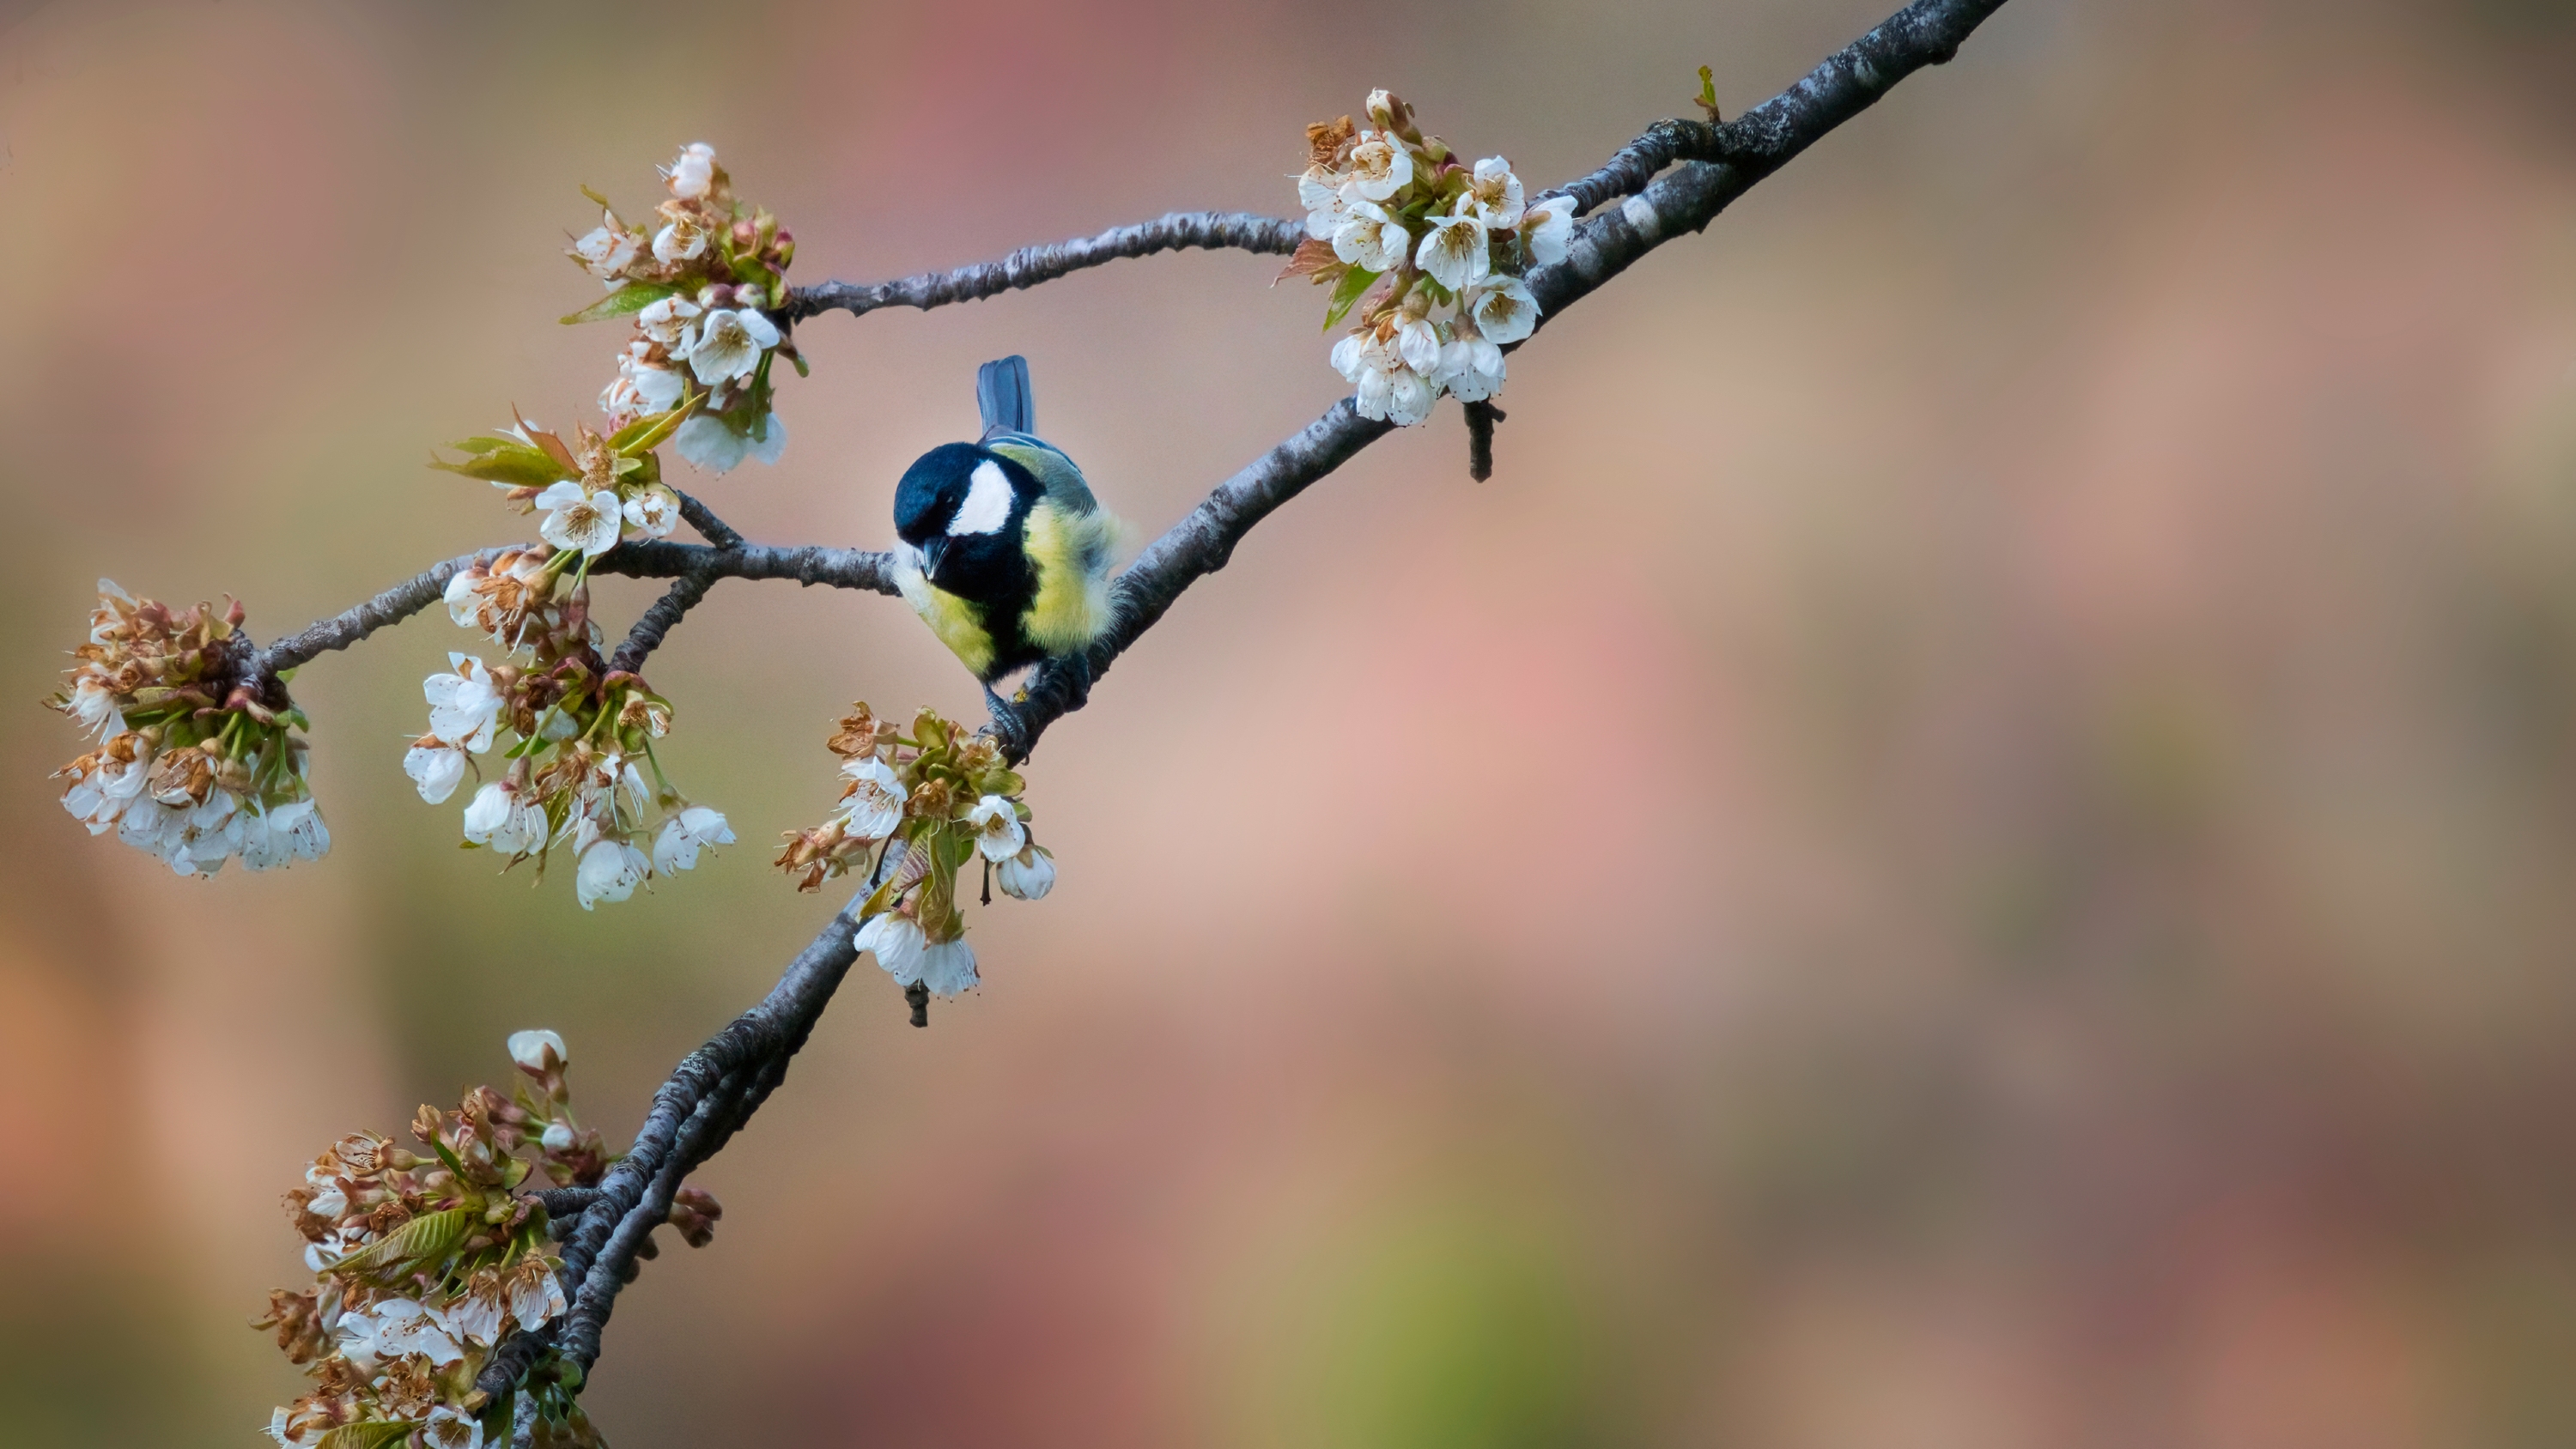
1019, 500, 1121, 655
894, 556, 996, 678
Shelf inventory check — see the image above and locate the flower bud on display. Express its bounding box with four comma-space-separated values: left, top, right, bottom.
508, 1028, 568, 1075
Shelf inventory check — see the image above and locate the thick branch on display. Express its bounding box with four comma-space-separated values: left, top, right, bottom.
782, 211, 1302, 322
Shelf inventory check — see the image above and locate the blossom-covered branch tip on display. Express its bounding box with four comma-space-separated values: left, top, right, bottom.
1282, 91, 1575, 425
565, 142, 798, 475
49, 582, 328, 876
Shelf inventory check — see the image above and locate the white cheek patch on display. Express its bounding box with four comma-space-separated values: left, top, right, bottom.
948, 461, 1016, 537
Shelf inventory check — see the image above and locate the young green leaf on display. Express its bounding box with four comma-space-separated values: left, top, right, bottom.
560, 282, 676, 326
1322, 265, 1380, 331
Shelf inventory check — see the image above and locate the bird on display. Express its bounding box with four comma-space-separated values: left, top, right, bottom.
890, 356, 1121, 723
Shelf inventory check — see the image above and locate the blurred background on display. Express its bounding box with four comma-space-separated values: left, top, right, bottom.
5, 0, 2576, 1444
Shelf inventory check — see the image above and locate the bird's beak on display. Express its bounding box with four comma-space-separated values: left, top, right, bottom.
920, 537, 949, 584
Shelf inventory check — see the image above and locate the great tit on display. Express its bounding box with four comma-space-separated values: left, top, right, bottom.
891, 356, 1121, 717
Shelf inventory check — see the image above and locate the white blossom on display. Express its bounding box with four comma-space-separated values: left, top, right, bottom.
623, 484, 681, 539
1415, 210, 1492, 292
507, 1261, 568, 1330
507, 1028, 567, 1073
1330, 200, 1410, 275
652, 805, 735, 874
838, 755, 908, 840
266, 1407, 324, 1449
422, 1407, 483, 1449
405, 742, 468, 803
684, 308, 780, 385
571, 214, 641, 282
424, 654, 503, 750
1395, 317, 1443, 377
1465, 276, 1540, 346
1438, 333, 1507, 403
966, 795, 1026, 862
463, 780, 546, 855
636, 296, 702, 349
920, 939, 979, 997
66, 676, 124, 739
574, 833, 649, 909
275, 799, 328, 862
665, 142, 716, 201
536, 481, 624, 558
1522, 192, 1577, 268
439, 1279, 507, 1349
652, 215, 708, 264
995, 846, 1055, 900
856, 911, 927, 985
1354, 353, 1438, 427
609, 345, 687, 417
337, 1298, 460, 1369
541, 1120, 575, 1151
1465, 157, 1525, 227
1344, 130, 1413, 201
1299, 167, 1349, 239
239, 805, 289, 871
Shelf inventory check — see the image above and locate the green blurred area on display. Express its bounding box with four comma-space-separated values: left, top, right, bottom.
6, 0, 2576, 1446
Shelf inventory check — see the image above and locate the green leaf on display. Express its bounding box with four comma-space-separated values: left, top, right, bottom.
789, 351, 810, 379
609, 397, 698, 456
327, 1205, 474, 1278
1322, 265, 1379, 331
431, 447, 569, 488
560, 282, 676, 326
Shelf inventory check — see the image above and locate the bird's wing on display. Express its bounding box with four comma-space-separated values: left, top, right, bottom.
976, 355, 1035, 440
986, 433, 1098, 515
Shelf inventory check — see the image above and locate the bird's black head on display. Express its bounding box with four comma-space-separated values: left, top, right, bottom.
894, 441, 1038, 587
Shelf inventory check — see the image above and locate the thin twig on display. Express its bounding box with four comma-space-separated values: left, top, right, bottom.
247, 542, 895, 694
782, 211, 1302, 323
607, 573, 714, 676
672, 488, 745, 549
1464, 402, 1504, 482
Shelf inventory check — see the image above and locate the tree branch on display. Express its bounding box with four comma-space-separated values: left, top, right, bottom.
672, 488, 744, 549
781, 210, 1303, 323
244, 540, 896, 699
498, 3, 2014, 1420
994, 0, 2008, 762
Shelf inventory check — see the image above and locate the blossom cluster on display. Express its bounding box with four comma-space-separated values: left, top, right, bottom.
405, 524, 732, 909
566, 142, 798, 474
1285, 91, 1578, 425
48, 582, 328, 876
435, 412, 688, 562
256, 1032, 708, 1449
776, 703, 1056, 998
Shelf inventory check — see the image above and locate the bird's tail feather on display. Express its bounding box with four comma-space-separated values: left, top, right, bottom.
976, 355, 1035, 440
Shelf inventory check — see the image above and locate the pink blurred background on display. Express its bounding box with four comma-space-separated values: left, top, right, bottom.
8, 0, 2576, 1444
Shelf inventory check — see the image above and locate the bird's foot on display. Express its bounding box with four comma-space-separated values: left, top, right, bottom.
983, 685, 1030, 759
1051, 652, 1095, 715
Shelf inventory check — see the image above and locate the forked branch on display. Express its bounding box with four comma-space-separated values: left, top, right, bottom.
441, 0, 2013, 1409
204, 0, 2010, 1415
